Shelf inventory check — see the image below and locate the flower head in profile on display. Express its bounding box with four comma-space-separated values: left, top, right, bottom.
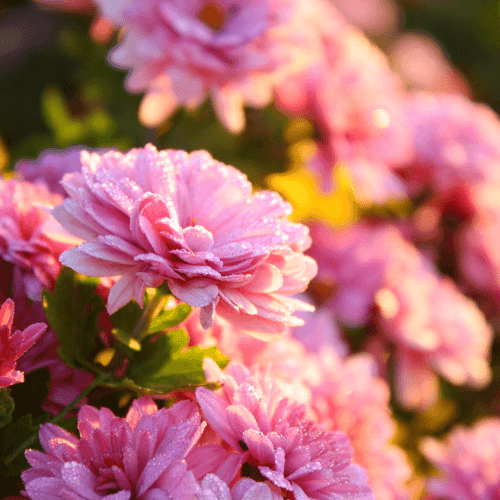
0, 179, 81, 300
400, 92, 500, 196
22, 397, 203, 500
308, 222, 492, 410
195, 360, 373, 500
421, 418, 500, 500
93, 0, 321, 132
15, 148, 86, 197
53, 144, 316, 337
0, 298, 46, 389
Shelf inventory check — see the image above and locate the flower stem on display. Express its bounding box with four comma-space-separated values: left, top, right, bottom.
133, 288, 168, 339
4, 371, 110, 465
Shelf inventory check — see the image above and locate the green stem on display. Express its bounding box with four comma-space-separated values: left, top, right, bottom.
4, 372, 110, 465
133, 290, 167, 339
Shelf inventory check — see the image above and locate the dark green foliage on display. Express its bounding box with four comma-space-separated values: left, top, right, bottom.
42, 267, 105, 371
0, 389, 14, 429
145, 304, 192, 335
0, 414, 42, 477
127, 329, 229, 393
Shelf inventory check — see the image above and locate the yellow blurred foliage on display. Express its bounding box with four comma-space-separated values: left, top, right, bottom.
0, 135, 9, 172
266, 139, 357, 227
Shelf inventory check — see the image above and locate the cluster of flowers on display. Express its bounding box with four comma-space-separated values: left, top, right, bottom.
4, 0, 500, 498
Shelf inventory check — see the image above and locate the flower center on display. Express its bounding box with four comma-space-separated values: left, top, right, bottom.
196, 1, 227, 31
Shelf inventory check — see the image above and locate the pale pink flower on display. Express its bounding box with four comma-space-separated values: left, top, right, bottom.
276, 21, 412, 201
399, 92, 500, 196
308, 222, 493, 409
94, 0, 321, 133
389, 34, 471, 96
196, 360, 373, 500
15, 148, 87, 197
455, 184, 500, 316
309, 350, 412, 500
332, 0, 399, 36
421, 418, 500, 500
0, 298, 46, 389
22, 397, 203, 500
0, 179, 80, 300
53, 145, 316, 337
247, 332, 412, 500
195, 474, 282, 499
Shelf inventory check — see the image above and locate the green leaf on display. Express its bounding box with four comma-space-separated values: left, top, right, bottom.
127, 329, 229, 394
0, 414, 43, 476
112, 328, 142, 351
42, 267, 105, 371
0, 389, 14, 429
110, 300, 144, 334
145, 304, 192, 334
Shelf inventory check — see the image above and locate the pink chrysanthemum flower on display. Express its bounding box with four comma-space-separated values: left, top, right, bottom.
421, 418, 500, 500
53, 144, 316, 336
195, 360, 373, 500
454, 184, 500, 317
22, 397, 204, 500
308, 222, 492, 409
15, 148, 87, 197
247, 330, 411, 500
0, 179, 81, 300
276, 16, 412, 203
0, 298, 46, 388
93, 0, 320, 133
399, 92, 500, 196
195, 473, 283, 499
309, 350, 412, 500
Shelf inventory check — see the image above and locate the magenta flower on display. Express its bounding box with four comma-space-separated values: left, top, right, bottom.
15, 148, 88, 197
454, 184, 500, 317
22, 397, 204, 500
309, 350, 412, 500
276, 19, 412, 201
195, 474, 282, 499
421, 418, 500, 500
0, 298, 46, 389
195, 360, 373, 500
53, 145, 316, 336
247, 330, 412, 500
0, 179, 80, 300
308, 222, 492, 409
93, 0, 320, 133
399, 92, 500, 196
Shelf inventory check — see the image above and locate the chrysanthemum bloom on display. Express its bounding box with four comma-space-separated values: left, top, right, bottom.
0, 179, 81, 300
389, 34, 471, 96
0, 298, 46, 388
453, 184, 500, 317
22, 397, 204, 500
195, 360, 373, 500
15, 148, 86, 197
195, 474, 283, 499
53, 145, 316, 337
421, 418, 500, 500
308, 222, 493, 409
276, 17, 412, 202
398, 92, 500, 196
246, 328, 411, 500
309, 350, 412, 500
93, 0, 322, 133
